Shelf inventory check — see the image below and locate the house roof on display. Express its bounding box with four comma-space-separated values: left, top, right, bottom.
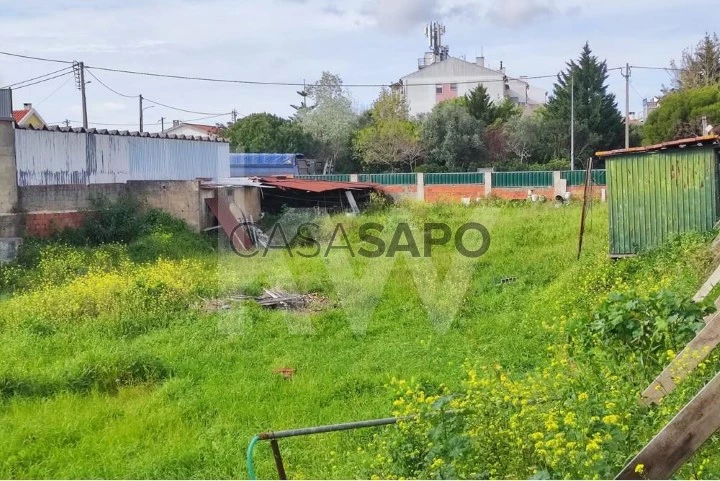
165, 123, 221, 136
401, 56, 505, 81
596, 135, 720, 158
16, 124, 228, 142
12, 110, 27, 123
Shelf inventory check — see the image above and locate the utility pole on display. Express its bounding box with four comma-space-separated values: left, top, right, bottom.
231, 109, 238, 123
63, 119, 71, 127
73, 61, 89, 129
622, 63, 631, 149
139, 94, 144, 132
570, 73, 574, 171
159, 116, 165, 132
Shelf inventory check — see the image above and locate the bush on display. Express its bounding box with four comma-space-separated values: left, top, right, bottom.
586, 289, 712, 367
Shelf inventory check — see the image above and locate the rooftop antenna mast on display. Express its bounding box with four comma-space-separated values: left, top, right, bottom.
425, 21, 449, 61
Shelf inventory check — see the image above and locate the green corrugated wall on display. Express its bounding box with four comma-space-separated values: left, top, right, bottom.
607, 147, 719, 256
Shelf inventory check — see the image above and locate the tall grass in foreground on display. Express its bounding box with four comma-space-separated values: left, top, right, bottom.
0, 200, 716, 478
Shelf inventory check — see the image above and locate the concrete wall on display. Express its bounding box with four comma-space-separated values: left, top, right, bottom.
19, 184, 126, 212
233, 186, 262, 221
127, 180, 203, 232
17, 180, 208, 236
0, 120, 18, 214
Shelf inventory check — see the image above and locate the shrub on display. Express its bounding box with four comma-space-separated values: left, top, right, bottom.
586, 289, 712, 367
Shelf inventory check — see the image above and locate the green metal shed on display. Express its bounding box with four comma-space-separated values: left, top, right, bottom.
596, 135, 720, 257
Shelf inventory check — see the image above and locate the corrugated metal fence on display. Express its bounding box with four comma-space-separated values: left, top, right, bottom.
492, 171, 553, 187
296, 174, 351, 182
424, 172, 485, 184
562, 170, 607, 186
359, 173, 416, 185
15, 129, 230, 186
297, 171, 607, 186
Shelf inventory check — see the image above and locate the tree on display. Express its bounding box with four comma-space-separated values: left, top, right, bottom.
421, 100, 486, 172
298, 72, 357, 173
465, 84, 496, 124
545, 43, 624, 160
465, 85, 521, 125
493, 98, 522, 125
353, 89, 423, 172
643, 84, 720, 144
505, 115, 541, 164
224, 113, 316, 154
670, 33, 720, 91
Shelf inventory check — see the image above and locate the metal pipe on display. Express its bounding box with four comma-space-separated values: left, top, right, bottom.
257, 415, 402, 440
247, 410, 462, 479
269, 439, 287, 480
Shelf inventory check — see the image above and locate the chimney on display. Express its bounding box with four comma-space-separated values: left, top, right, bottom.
23, 103, 32, 111
172, 119, 180, 127
476, 56, 485, 68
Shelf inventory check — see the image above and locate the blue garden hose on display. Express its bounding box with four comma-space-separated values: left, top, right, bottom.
247, 434, 260, 479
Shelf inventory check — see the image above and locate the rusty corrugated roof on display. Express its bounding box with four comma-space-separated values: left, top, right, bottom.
596, 135, 720, 158
256, 176, 378, 193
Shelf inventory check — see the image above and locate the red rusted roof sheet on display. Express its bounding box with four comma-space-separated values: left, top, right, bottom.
596, 135, 720, 158
256, 176, 378, 193
205, 197, 252, 250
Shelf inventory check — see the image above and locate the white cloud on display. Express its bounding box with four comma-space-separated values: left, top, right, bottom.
486, 0, 556, 27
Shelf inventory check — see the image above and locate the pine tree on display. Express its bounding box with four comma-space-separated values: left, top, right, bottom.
671, 33, 720, 90
545, 43, 624, 158
465, 84, 496, 125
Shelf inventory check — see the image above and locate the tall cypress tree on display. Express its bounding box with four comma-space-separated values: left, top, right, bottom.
545, 43, 624, 159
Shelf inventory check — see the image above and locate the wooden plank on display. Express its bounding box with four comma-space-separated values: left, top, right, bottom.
642, 296, 720, 405
617, 370, 720, 480
345, 190, 360, 214
692, 263, 720, 302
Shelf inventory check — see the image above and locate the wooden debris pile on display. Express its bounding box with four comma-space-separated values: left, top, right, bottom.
200, 288, 330, 312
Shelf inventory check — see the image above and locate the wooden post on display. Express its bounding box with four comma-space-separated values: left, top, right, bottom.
617, 370, 720, 480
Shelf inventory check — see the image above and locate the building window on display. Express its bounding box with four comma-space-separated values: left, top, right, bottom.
450, 83, 458, 91
435, 84, 443, 94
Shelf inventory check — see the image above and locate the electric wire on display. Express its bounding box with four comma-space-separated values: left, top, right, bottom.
12, 71, 74, 90
0, 66, 74, 89
35, 75, 74, 106
87, 68, 232, 116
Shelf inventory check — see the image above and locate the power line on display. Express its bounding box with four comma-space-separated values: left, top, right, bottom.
631, 65, 682, 72
143, 97, 231, 116
0, 50, 74, 65
49, 119, 139, 127
179, 113, 232, 122
85, 68, 136, 98
0, 49, 569, 87
36, 75, 74, 106
12, 71, 74, 90
0, 66, 73, 89
87, 68, 232, 116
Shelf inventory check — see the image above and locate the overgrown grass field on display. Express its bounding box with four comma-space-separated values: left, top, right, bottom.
1, 200, 718, 479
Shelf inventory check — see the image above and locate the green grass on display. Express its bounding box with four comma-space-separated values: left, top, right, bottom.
0, 201, 713, 479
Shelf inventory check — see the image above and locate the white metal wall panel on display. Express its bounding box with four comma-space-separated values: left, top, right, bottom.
15, 129, 230, 186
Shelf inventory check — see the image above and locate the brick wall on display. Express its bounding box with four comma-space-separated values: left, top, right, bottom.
425, 184, 486, 202
25, 211, 87, 238
490, 187, 556, 200
379, 184, 417, 201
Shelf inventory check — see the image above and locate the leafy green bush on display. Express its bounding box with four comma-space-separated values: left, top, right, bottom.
586, 290, 712, 366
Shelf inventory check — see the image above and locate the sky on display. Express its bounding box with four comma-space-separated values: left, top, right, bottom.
0, 0, 715, 132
